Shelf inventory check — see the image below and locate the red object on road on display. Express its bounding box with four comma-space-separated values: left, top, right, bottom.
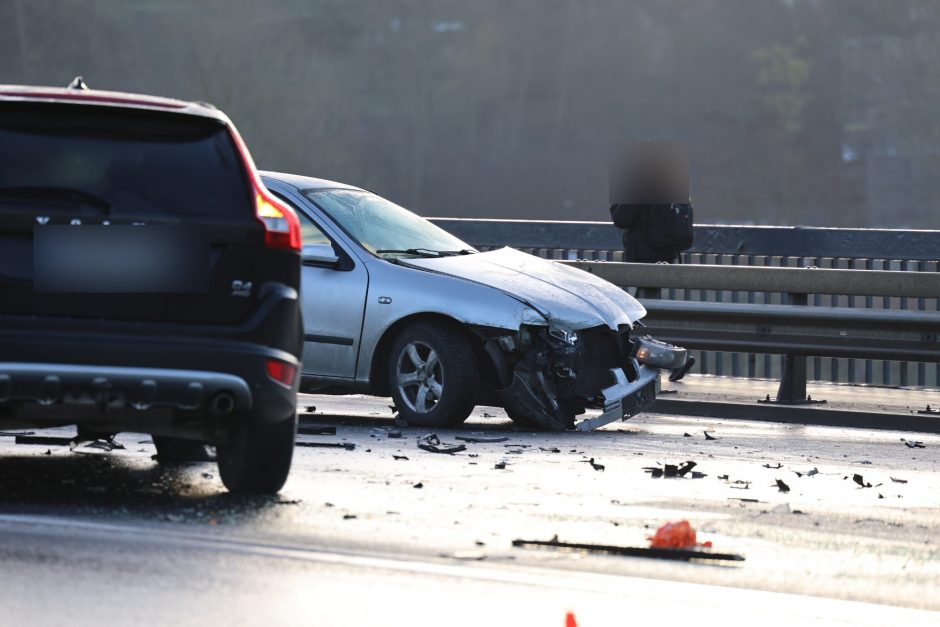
648, 520, 713, 549
565, 611, 578, 627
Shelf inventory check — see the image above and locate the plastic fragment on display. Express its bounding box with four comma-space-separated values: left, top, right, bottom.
647, 520, 712, 549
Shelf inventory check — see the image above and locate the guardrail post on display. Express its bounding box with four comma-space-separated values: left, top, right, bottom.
765, 292, 826, 405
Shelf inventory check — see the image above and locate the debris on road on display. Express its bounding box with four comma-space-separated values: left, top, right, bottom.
295, 441, 356, 450
512, 536, 743, 562
763, 463, 783, 469
494, 461, 508, 470
343, 514, 357, 520
304, 405, 317, 413
648, 520, 712, 549
296, 425, 336, 436
704, 431, 717, 441
539, 447, 561, 453
417, 433, 466, 454
455, 435, 509, 443
643, 461, 700, 478
582, 458, 605, 471
15, 435, 74, 446
903, 440, 926, 449
413, 482, 424, 489
890, 476, 908, 484
393, 455, 409, 461
775, 479, 791, 492
728, 497, 760, 503
853, 474, 872, 488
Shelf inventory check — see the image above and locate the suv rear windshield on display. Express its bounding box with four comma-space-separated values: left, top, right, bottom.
0, 102, 252, 219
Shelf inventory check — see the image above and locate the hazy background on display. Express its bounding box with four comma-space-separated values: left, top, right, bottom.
2, 0, 938, 227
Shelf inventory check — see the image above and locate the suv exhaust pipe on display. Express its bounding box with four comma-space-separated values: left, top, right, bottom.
209, 391, 236, 416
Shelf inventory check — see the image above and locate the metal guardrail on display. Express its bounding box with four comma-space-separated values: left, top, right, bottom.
565, 261, 940, 403
431, 218, 940, 390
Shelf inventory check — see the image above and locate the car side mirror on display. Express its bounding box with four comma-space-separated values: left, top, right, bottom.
302, 243, 340, 266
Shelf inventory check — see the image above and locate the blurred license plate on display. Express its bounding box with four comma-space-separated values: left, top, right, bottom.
33, 225, 208, 293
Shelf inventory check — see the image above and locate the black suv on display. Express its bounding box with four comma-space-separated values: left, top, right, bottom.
0, 80, 303, 493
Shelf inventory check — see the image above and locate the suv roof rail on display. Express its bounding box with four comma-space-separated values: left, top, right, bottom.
67, 76, 89, 90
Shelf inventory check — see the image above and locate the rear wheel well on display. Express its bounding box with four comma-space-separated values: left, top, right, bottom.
368, 313, 500, 396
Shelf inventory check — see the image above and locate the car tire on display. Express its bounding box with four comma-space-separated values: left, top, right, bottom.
152, 436, 215, 463
217, 411, 296, 494
387, 321, 478, 427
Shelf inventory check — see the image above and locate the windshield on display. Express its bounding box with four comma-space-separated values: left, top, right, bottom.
303, 189, 472, 257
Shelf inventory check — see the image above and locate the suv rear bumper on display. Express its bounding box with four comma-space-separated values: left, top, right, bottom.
0, 362, 253, 413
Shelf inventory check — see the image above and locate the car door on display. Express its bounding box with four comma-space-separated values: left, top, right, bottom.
291, 202, 369, 379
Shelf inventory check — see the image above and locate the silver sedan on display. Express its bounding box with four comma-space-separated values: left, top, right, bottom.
261, 172, 687, 431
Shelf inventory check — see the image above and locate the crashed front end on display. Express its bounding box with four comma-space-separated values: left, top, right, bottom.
485, 324, 687, 431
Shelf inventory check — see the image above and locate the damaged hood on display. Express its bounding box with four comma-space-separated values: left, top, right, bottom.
401, 247, 646, 331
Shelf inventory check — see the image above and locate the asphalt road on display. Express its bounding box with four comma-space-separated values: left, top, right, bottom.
0, 392, 938, 626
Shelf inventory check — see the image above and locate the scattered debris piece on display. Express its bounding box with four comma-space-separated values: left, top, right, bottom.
853, 460, 873, 465
644, 467, 664, 478
512, 537, 743, 562
304, 405, 317, 413
582, 458, 605, 471
43, 449, 52, 455
729, 480, 751, 489
648, 520, 712, 549
728, 497, 759, 503
343, 514, 357, 520
393, 455, 409, 461
704, 431, 717, 441
15, 435, 74, 446
676, 461, 697, 476
890, 477, 908, 484
296, 425, 335, 436
276, 499, 301, 505
417, 433, 466, 454
494, 462, 508, 470
690, 471, 707, 479
504, 444, 532, 448
413, 482, 424, 489
806, 468, 819, 477
763, 463, 783, 469
71, 437, 126, 452
775, 479, 791, 493
295, 441, 356, 450
455, 435, 509, 443
718, 474, 729, 480
853, 474, 872, 488
905, 440, 926, 449
683, 433, 692, 438
539, 447, 561, 453
482, 412, 495, 418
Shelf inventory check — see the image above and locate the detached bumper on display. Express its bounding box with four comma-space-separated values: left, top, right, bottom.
574, 363, 660, 431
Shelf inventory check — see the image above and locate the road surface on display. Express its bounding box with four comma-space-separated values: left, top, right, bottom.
0, 391, 937, 626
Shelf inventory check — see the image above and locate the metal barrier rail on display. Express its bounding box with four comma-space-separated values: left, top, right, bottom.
562, 261, 940, 403
431, 218, 940, 389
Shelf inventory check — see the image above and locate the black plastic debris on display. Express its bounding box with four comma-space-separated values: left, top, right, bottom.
718, 474, 730, 480
582, 458, 605, 472
73, 437, 125, 452
728, 497, 759, 503
297, 425, 336, 436
343, 514, 357, 520
296, 441, 356, 450
690, 471, 707, 479
455, 435, 509, 443
890, 477, 908, 484
683, 433, 692, 438
645, 467, 664, 478
704, 431, 717, 441
853, 474, 872, 488
304, 405, 317, 413
904, 440, 926, 449
645, 461, 697, 478
775, 479, 791, 493
494, 461, 507, 470
15, 435, 73, 446
413, 482, 424, 489
539, 447, 561, 453
763, 463, 783, 469
417, 433, 466, 455
393, 455, 409, 461
512, 538, 744, 562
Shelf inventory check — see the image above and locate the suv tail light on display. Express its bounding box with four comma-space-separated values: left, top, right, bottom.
228, 127, 301, 251
266, 358, 297, 388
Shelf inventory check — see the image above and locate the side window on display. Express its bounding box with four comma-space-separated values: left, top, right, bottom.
297, 212, 331, 246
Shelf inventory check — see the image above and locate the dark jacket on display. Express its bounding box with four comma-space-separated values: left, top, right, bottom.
609, 203, 678, 263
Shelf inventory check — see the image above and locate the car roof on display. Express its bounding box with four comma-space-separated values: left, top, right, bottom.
260, 170, 365, 192
0, 84, 228, 122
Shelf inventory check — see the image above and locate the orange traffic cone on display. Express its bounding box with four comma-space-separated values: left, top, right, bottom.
565, 611, 578, 627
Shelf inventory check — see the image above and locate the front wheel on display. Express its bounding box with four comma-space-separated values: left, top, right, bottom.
217, 411, 296, 494
387, 321, 479, 427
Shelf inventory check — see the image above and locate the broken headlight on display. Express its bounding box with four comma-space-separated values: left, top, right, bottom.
632, 336, 687, 369
548, 327, 579, 346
